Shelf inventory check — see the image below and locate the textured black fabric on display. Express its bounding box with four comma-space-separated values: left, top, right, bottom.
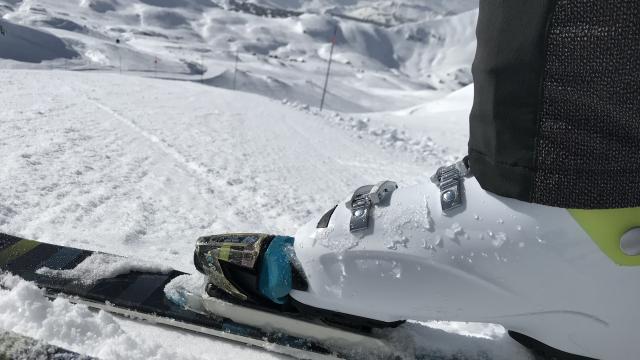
469, 0, 640, 209
469, 0, 557, 202
532, 0, 640, 209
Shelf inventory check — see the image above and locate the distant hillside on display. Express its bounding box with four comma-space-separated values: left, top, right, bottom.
0, 0, 478, 112
248, 0, 479, 26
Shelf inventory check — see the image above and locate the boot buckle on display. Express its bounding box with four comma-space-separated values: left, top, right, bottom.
431, 159, 471, 215
347, 181, 398, 233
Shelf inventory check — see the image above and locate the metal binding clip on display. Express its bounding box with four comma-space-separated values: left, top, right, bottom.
430, 159, 471, 215
346, 180, 398, 233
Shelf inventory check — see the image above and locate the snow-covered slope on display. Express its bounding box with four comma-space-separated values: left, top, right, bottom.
249, 0, 479, 26
0, 70, 444, 260
0, 70, 537, 360
367, 84, 475, 155
0, 20, 78, 63
0, 0, 477, 112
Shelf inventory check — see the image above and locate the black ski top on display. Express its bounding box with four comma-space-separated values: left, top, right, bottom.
469, 0, 640, 209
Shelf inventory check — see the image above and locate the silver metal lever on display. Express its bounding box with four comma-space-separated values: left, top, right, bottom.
431, 159, 471, 215
346, 180, 398, 233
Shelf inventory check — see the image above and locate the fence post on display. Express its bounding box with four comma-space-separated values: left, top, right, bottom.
320, 26, 338, 112
232, 50, 239, 90
116, 39, 122, 74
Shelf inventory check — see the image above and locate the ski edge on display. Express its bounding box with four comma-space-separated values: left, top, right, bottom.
53, 292, 343, 360
191, 289, 396, 359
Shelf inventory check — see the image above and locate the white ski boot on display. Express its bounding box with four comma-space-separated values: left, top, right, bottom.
290, 160, 640, 360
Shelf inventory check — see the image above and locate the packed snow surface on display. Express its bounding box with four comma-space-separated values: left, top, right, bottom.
36, 252, 173, 285
0, 0, 534, 359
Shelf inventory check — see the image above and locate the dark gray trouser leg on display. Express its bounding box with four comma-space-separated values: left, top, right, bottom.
468, 0, 640, 209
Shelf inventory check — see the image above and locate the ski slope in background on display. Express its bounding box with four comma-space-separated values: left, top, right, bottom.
0, 0, 536, 359
0, 0, 478, 112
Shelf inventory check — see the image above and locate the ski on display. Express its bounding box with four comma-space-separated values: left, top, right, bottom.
0, 233, 412, 360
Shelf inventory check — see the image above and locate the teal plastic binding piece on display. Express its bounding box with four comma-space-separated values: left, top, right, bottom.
259, 236, 295, 304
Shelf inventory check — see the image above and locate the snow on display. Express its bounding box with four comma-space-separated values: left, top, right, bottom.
250, 0, 478, 27
36, 253, 172, 286
0, 273, 283, 360
164, 273, 206, 307
0, 0, 478, 112
0, 273, 190, 360
0, 330, 86, 360
0, 1, 534, 359
0, 20, 78, 63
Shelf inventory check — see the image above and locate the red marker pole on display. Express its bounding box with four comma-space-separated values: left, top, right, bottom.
320, 26, 338, 112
